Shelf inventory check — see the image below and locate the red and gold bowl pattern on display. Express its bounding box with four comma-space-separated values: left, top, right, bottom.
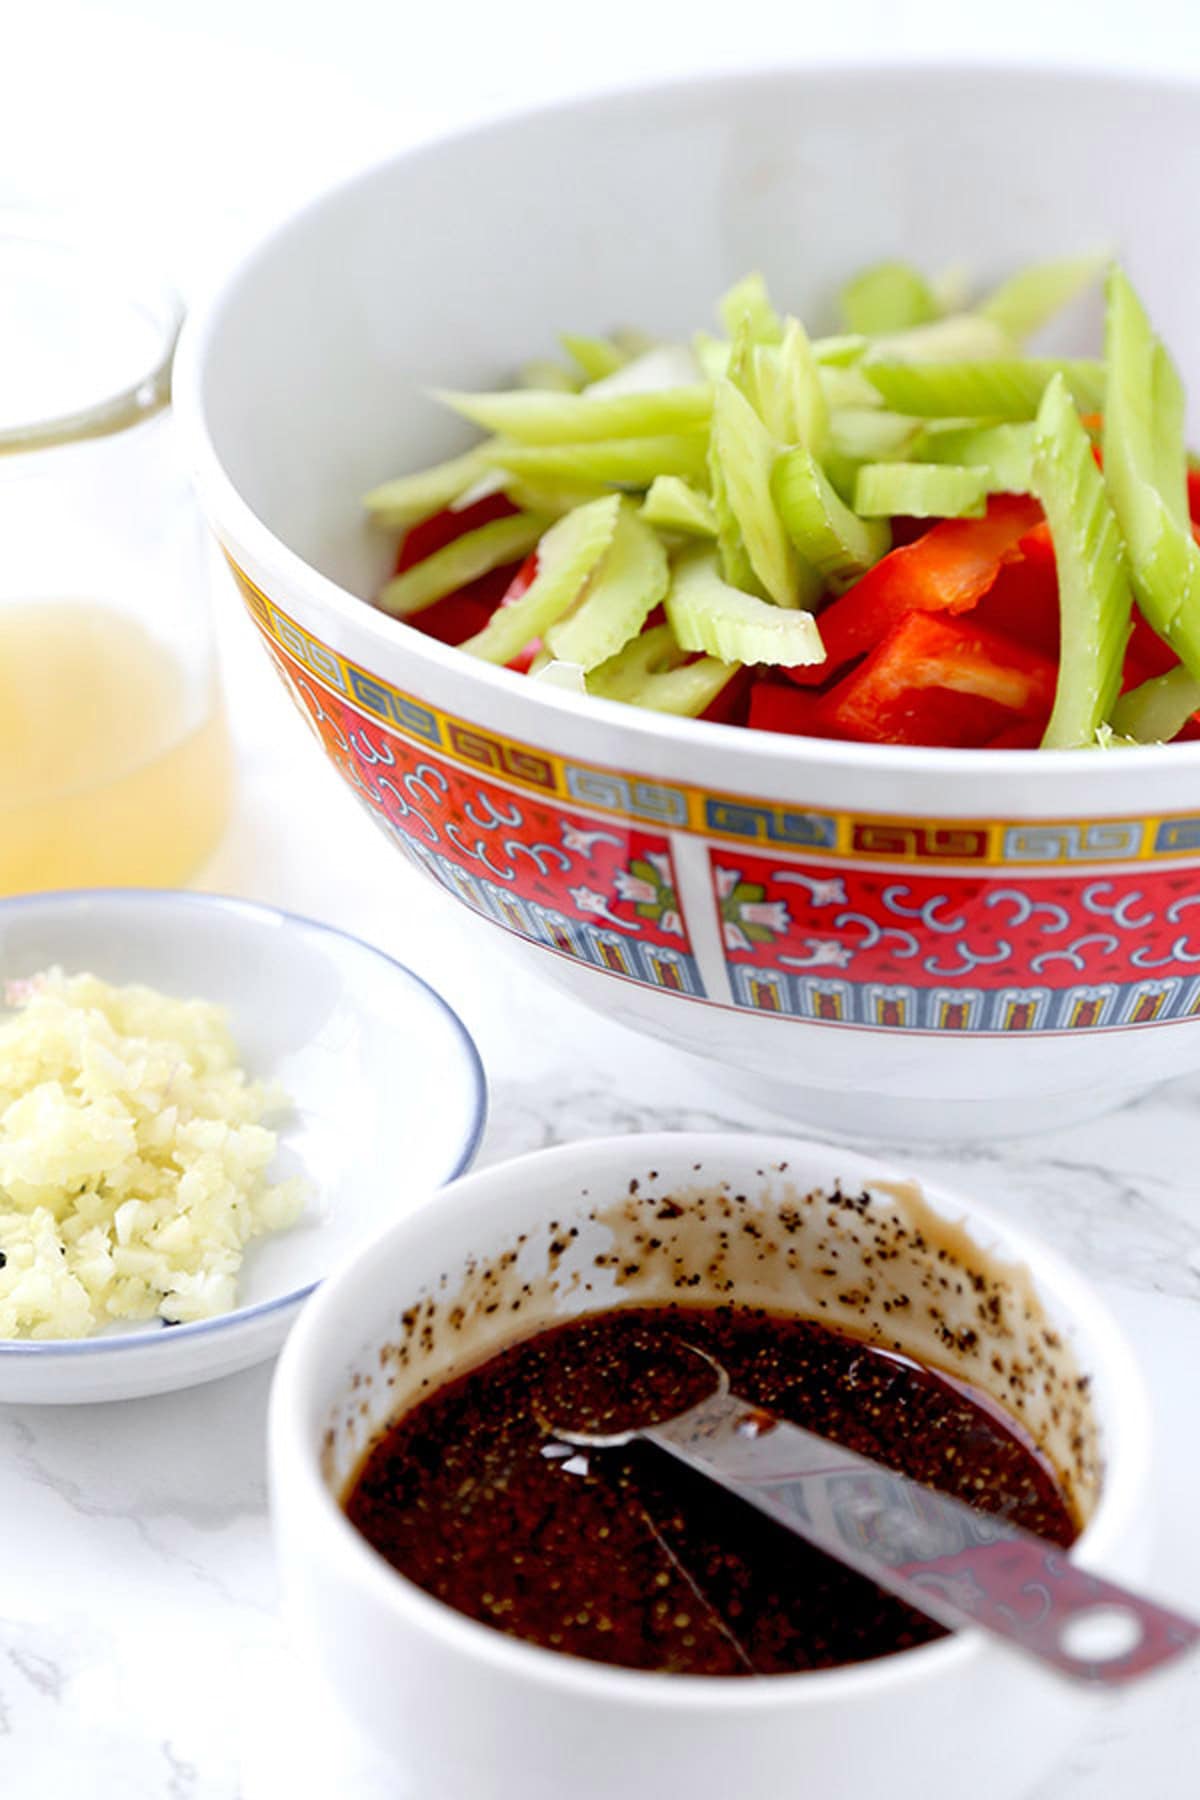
239, 567, 1200, 1041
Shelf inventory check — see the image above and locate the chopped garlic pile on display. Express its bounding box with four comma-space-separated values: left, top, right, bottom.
0, 970, 304, 1339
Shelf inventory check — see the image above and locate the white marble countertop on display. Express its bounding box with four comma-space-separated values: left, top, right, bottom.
5, 11, 1200, 1791
3, 567, 1200, 1798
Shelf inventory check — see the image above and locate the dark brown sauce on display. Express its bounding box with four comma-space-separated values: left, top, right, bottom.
344, 1304, 1079, 1676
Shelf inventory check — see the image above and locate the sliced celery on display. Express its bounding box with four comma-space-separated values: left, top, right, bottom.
811, 334, 869, 367
561, 333, 627, 382
819, 365, 886, 409
587, 622, 738, 715
931, 263, 972, 315
868, 314, 1015, 363
773, 447, 892, 584
707, 424, 761, 597
531, 658, 588, 694
915, 421, 1037, 492
1102, 269, 1200, 673
1033, 374, 1132, 749
840, 261, 940, 336
500, 476, 611, 518
1152, 342, 1190, 528
546, 505, 669, 669
693, 331, 731, 382
586, 344, 704, 396
829, 409, 923, 463
978, 253, 1108, 343
778, 317, 830, 453
718, 271, 783, 344
1111, 664, 1200, 742
484, 434, 709, 487
518, 358, 579, 393
440, 385, 711, 444
666, 550, 824, 667
460, 496, 619, 664
710, 379, 812, 608
363, 445, 493, 527
862, 358, 1106, 419
377, 513, 546, 617
853, 462, 989, 519
640, 476, 717, 537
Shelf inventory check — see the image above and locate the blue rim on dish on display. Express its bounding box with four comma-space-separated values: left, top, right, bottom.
0, 887, 489, 1356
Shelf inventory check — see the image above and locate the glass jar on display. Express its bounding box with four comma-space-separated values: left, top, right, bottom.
0, 216, 232, 896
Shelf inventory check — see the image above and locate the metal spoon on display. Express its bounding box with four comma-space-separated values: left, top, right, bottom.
547, 1346, 1198, 1688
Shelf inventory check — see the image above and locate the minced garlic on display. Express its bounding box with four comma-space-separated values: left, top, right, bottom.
0, 969, 305, 1339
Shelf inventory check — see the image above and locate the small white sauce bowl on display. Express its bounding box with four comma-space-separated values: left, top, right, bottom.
269, 1132, 1150, 1800
0, 888, 486, 1403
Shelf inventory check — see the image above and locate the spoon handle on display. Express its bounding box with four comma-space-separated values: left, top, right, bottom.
644, 1385, 1198, 1688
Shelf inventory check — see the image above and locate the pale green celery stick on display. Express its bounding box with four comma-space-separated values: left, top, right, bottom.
585, 345, 706, 397
363, 445, 493, 527
750, 344, 789, 440
519, 359, 580, 392
666, 549, 825, 666
863, 358, 1106, 420
725, 315, 754, 404
440, 385, 712, 444
811, 334, 869, 366
931, 263, 972, 315
694, 331, 731, 381
773, 447, 892, 585
820, 366, 885, 409
640, 476, 717, 536
840, 261, 940, 335
1152, 342, 1190, 528
531, 658, 588, 693
546, 505, 669, 669
914, 422, 1036, 492
561, 333, 628, 382
778, 317, 830, 454
377, 514, 546, 617
1111, 664, 1200, 742
501, 477, 611, 518
586, 622, 738, 715
829, 409, 922, 463
978, 253, 1108, 343
612, 327, 658, 359
853, 462, 990, 519
867, 314, 1016, 362
718, 271, 784, 344
1103, 268, 1200, 673
1092, 722, 1140, 749
710, 379, 814, 608
484, 434, 709, 486
1033, 374, 1132, 749
460, 496, 620, 664
708, 421, 762, 597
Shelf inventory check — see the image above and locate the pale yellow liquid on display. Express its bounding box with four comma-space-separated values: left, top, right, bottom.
0, 601, 232, 895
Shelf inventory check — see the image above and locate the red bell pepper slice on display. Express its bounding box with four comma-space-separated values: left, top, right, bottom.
973, 523, 1060, 658
785, 494, 1043, 689
394, 493, 517, 574
817, 611, 1057, 747
747, 679, 832, 737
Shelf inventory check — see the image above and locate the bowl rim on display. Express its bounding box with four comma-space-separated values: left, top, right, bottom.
175, 56, 1200, 788
269, 1128, 1152, 1711
0, 886, 488, 1358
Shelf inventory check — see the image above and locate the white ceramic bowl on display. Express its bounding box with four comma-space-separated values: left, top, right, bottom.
177, 64, 1200, 1140
0, 889, 485, 1402
270, 1131, 1150, 1800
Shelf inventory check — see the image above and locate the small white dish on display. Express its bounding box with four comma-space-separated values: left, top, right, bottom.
0, 888, 486, 1403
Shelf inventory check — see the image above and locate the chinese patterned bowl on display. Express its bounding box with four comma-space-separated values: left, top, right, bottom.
176, 63, 1200, 1139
